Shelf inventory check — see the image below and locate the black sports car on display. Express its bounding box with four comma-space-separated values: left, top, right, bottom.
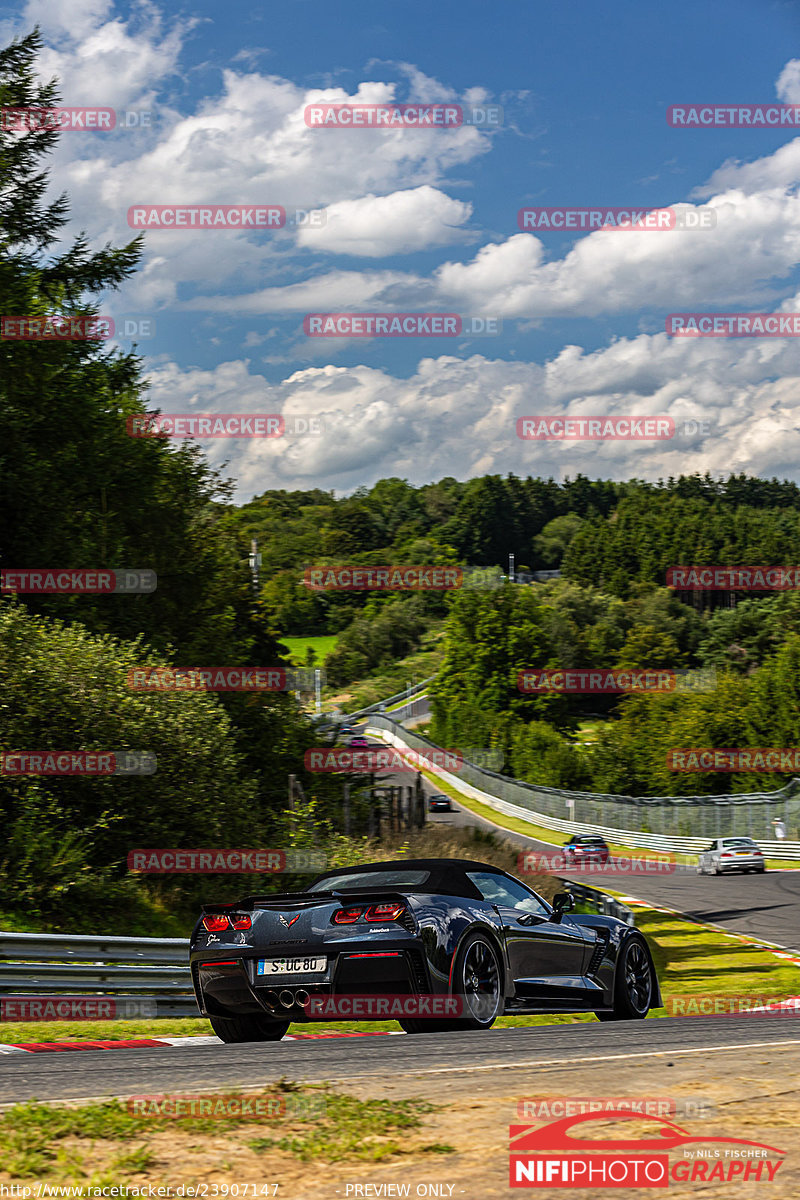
428, 794, 454, 812
189, 858, 661, 1042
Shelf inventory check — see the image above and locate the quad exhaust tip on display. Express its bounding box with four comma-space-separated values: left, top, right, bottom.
295, 988, 310, 1006
279, 989, 295, 1008
264, 989, 280, 1007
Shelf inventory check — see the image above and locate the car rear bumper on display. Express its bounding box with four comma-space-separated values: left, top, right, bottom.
190, 942, 432, 1020
718, 856, 764, 871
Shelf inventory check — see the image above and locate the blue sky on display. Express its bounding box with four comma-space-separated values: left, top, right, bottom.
4, 0, 800, 495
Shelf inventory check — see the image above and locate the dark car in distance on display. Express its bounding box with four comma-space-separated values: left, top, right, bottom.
428, 794, 454, 812
190, 858, 661, 1042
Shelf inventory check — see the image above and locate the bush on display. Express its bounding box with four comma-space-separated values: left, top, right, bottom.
0, 601, 258, 912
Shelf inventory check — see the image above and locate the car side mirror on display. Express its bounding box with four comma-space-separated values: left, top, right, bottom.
552, 892, 575, 922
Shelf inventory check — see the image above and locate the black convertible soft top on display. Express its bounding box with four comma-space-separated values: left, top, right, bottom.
306, 858, 515, 901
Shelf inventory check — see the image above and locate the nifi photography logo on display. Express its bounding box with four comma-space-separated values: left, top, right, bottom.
509, 1109, 785, 1188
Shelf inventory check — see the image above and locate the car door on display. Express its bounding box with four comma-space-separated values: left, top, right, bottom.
466, 870, 591, 999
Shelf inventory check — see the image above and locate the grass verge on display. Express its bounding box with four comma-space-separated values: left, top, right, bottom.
0, 1084, 451, 1184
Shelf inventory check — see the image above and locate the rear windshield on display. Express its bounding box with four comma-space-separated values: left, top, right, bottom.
577, 837, 606, 845
307, 869, 430, 892
722, 838, 756, 847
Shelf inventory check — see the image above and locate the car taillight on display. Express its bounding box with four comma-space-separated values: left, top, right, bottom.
753, 849, 763, 855
334, 907, 364, 924
202, 914, 230, 932
721, 852, 733, 858
230, 914, 252, 930
364, 903, 406, 922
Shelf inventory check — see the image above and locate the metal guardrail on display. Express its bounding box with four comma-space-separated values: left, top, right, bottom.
342, 677, 435, 722
563, 881, 635, 925
367, 716, 800, 856
0, 932, 198, 1018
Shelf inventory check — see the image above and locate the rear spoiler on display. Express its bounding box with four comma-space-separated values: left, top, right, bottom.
201, 889, 411, 913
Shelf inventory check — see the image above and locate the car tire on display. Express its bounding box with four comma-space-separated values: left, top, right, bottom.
714, 863, 722, 875
398, 1018, 447, 1034
407, 933, 503, 1033
594, 937, 654, 1022
209, 1013, 291, 1043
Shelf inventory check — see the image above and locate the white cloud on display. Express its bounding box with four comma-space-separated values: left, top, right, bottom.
189, 188, 800, 321
296, 186, 473, 257
138, 307, 800, 495
21, 0, 187, 110
777, 58, 800, 104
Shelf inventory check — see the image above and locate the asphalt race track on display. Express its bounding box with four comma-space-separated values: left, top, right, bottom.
421, 794, 800, 951
358, 706, 800, 953
2, 1018, 800, 1106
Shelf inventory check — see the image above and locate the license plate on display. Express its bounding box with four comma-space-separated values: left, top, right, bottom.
736, 851, 751, 856
257, 957, 327, 976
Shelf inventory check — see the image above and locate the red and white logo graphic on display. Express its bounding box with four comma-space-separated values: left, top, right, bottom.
509, 1111, 785, 1187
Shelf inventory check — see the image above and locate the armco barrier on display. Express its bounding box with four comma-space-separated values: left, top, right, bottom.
344, 677, 434, 722
310, 676, 434, 729
0, 932, 198, 1018
366, 716, 800, 858
565, 881, 635, 926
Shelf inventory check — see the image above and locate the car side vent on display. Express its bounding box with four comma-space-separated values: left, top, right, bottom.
400, 910, 418, 934
587, 930, 610, 977
406, 949, 430, 993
